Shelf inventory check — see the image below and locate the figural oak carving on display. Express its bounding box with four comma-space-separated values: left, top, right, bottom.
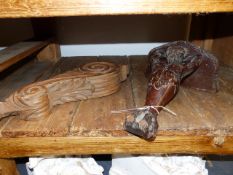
124, 41, 219, 140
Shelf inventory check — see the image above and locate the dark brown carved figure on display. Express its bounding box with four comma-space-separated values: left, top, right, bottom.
124, 41, 219, 140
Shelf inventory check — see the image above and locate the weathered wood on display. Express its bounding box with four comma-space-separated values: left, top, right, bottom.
70, 78, 133, 137
0, 0, 233, 18
2, 102, 79, 137
1, 136, 233, 158
0, 56, 233, 156
0, 61, 128, 120
37, 43, 61, 62
49, 57, 98, 77
212, 36, 233, 68
0, 41, 49, 72
0, 60, 51, 136
0, 159, 19, 175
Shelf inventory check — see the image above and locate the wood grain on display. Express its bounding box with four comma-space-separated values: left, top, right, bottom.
130, 56, 233, 136
1, 136, 233, 158
70, 56, 132, 136
0, 56, 233, 156
212, 36, 233, 68
0, 61, 127, 120
2, 102, 79, 137
0, 159, 19, 175
0, 41, 49, 72
0, 0, 233, 18
70, 77, 133, 137
0, 60, 51, 137
0, 57, 97, 137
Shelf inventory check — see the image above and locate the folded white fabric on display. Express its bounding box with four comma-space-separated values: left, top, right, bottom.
26, 157, 104, 175
110, 155, 208, 175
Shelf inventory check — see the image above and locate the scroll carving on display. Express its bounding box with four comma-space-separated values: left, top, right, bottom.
124, 41, 219, 140
0, 62, 128, 120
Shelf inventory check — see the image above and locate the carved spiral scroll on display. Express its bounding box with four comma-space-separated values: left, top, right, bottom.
0, 61, 128, 120
79, 62, 118, 74
8, 85, 50, 120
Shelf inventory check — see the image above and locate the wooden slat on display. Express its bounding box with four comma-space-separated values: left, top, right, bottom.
2, 102, 78, 137
212, 36, 233, 68
0, 0, 233, 18
1, 136, 233, 158
0, 41, 49, 72
129, 56, 148, 107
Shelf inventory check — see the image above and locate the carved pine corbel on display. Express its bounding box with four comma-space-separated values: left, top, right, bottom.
0, 62, 129, 120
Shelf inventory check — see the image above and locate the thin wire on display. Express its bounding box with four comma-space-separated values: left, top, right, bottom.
111, 105, 177, 117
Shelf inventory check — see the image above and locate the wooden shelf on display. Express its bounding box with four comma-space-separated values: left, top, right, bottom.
0, 56, 233, 157
0, 0, 233, 18
0, 41, 49, 72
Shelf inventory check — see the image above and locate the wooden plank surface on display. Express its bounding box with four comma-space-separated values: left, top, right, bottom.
0, 56, 233, 156
0, 41, 48, 72
1, 56, 233, 137
212, 36, 233, 68
0, 0, 233, 18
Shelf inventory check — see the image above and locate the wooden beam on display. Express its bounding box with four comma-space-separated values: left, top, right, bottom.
0, 136, 233, 158
37, 43, 61, 62
0, 0, 233, 18
0, 41, 49, 72
0, 159, 19, 175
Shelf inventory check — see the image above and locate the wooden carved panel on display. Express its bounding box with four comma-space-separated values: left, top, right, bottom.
0, 62, 128, 120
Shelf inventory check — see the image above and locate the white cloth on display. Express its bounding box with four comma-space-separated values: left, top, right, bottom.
110, 155, 208, 175
26, 157, 104, 175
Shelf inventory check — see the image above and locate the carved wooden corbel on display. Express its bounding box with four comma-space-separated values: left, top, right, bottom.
0, 62, 128, 120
